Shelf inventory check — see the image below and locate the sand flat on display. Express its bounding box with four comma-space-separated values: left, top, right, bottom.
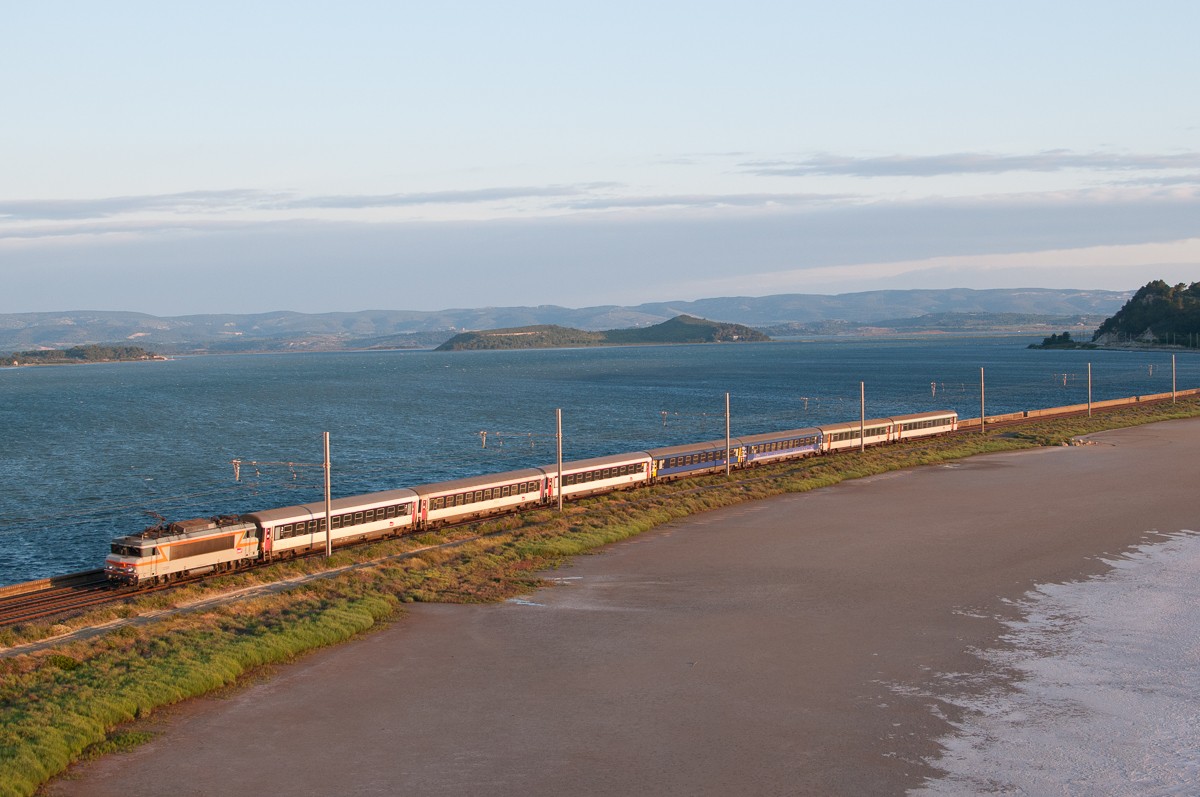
48, 419, 1200, 796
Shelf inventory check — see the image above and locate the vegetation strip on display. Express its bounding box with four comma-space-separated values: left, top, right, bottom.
2, 398, 1199, 797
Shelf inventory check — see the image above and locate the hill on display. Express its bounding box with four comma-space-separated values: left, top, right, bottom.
5, 344, 161, 366
1092, 280, 1200, 345
436, 315, 769, 351
0, 288, 1130, 353
435, 325, 604, 351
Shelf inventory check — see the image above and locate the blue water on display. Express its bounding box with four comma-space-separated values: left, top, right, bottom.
1, 337, 1195, 584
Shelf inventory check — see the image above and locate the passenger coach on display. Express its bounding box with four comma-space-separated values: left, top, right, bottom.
738, 427, 822, 465
243, 488, 418, 559
411, 468, 546, 529
891, 411, 958, 439
542, 452, 652, 500
647, 438, 740, 479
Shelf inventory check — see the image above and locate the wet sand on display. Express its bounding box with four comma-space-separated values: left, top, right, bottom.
48, 420, 1200, 796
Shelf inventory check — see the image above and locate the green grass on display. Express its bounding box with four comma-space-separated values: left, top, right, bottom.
2, 397, 1198, 797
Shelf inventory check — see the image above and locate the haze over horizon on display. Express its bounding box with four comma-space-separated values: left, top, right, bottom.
2, 2, 1197, 316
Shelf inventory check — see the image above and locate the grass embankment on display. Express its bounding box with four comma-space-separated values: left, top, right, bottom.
3, 398, 1199, 797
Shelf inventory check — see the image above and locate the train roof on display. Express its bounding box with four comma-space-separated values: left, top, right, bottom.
736, 427, 822, 445
815, 417, 895, 433
646, 438, 741, 458
888, 411, 958, 422
243, 487, 420, 525
113, 516, 254, 545
536, 451, 652, 473
408, 467, 547, 497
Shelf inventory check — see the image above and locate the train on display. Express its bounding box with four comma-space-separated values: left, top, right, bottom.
104, 410, 958, 586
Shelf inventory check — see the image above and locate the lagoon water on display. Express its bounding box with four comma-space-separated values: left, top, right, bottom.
1, 336, 1195, 585
911, 530, 1200, 795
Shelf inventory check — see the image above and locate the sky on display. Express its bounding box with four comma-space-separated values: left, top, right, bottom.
2, 1, 1198, 315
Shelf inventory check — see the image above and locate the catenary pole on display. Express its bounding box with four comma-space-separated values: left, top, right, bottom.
1088, 363, 1092, 417
556, 408, 563, 512
1173, 355, 1177, 404
860, 381, 866, 453
725, 392, 731, 475
980, 368, 985, 434
323, 432, 332, 558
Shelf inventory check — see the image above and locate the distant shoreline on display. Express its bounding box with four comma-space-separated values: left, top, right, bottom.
3, 356, 169, 368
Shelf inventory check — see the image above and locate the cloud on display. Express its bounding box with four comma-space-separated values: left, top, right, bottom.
741, 151, 1200, 178
280, 185, 615, 210
0, 190, 280, 221
683, 239, 1200, 297
0, 184, 621, 222
1108, 173, 1200, 188
552, 192, 853, 211
4, 189, 1200, 314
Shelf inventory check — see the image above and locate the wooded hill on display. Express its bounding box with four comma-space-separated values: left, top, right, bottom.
435, 315, 769, 351
7, 344, 159, 366
1092, 280, 1200, 345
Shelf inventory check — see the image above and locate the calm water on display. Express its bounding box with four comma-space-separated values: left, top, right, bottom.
1, 337, 1195, 584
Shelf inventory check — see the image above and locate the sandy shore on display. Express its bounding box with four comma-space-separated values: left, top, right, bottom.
47, 420, 1200, 796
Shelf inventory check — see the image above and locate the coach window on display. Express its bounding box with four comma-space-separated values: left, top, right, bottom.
364, 510, 375, 523
331, 516, 342, 529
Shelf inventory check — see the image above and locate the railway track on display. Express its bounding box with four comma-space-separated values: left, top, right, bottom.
0, 574, 115, 626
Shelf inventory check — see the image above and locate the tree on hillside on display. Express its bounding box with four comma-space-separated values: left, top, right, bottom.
1093, 280, 1200, 343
